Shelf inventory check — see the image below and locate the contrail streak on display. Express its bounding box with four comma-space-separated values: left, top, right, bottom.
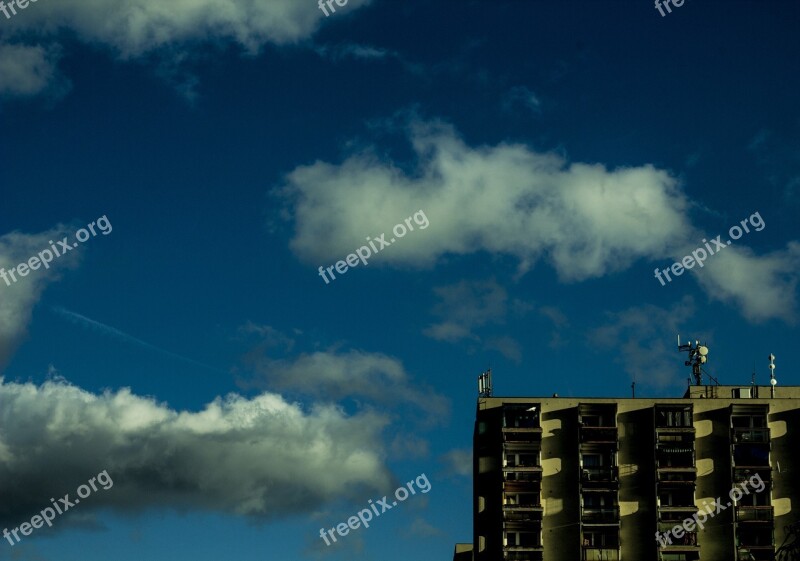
52, 306, 227, 375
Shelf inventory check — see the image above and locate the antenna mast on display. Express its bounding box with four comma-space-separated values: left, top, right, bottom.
478, 368, 493, 398
677, 334, 710, 385
769, 354, 777, 398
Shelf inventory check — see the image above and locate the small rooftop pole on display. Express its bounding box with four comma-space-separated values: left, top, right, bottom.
478, 368, 493, 398
769, 354, 777, 398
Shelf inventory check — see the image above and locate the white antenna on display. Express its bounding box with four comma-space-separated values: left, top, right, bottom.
677, 334, 711, 385
478, 368, 493, 398
769, 354, 777, 398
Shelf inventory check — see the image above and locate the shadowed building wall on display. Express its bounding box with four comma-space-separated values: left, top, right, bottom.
456, 384, 800, 561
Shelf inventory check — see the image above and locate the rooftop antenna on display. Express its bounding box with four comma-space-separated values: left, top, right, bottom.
769, 354, 777, 398
677, 334, 710, 385
478, 368, 493, 398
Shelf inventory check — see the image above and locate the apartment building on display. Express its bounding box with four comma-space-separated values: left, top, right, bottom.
453, 378, 800, 561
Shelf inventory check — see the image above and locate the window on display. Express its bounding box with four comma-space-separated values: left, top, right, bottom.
659, 434, 689, 443
582, 415, 601, 427
505, 492, 539, 506
737, 491, 770, 507
505, 452, 540, 467
732, 415, 767, 429
582, 531, 618, 547
733, 445, 769, 466
583, 454, 602, 467
659, 490, 695, 507
658, 408, 692, 427
583, 493, 615, 509
505, 406, 540, 428
504, 531, 541, 547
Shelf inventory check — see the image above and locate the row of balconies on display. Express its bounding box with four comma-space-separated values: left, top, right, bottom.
496, 406, 775, 560
579, 405, 621, 561
500, 406, 775, 438
579, 408, 620, 560
503, 551, 544, 561
581, 506, 620, 524
655, 409, 700, 559
730, 414, 774, 556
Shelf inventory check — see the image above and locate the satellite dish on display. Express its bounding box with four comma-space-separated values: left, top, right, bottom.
770, 378, 777, 386
698, 346, 709, 356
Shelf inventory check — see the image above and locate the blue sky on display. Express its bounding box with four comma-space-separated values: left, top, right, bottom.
0, 0, 799, 559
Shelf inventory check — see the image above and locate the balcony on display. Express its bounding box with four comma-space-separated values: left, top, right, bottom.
504, 480, 541, 494
581, 466, 619, 484
503, 440, 541, 452
732, 445, 770, 468
657, 470, 697, 484
582, 507, 620, 524
655, 418, 695, 438
656, 422, 695, 432
657, 528, 699, 549
732, 428, 770, 444
736, 546, 775, 561
503, 503, 544, 522
503, 426, 543, 442
656, 406, 693, 431
736, 505, 774, 523
582, 547, 619, 561
656, 458, 697, 473
503, 465, 544, 481
503, 545, 544, 556
658, 552, 701, 561
580, 426, 618, 444
504, 473, 542, 487
734, 467, 771, 485
658, 504, 699, 517
504, 550, 544, 561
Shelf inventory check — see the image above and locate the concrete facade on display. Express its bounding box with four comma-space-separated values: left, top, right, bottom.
458, 385, 800, 561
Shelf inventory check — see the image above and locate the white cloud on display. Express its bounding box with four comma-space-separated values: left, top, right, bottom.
588, 296, 700, 388
238, 322, 297, 352
407, 517, 444, 537
315, 43, 394, 61
281, 119, 800, 322
280, 120, 693, 281
0, 227, 80, 369
503, 85, 541, 114
423, 321, 475, 343
0, 43, 68, 98
485, 336, 522, 363
423, 279, 525, 362
0, 377, 392, 524
389, 434, 430, 460
0, 0, 372, 98
424, 279, 509, 341
692, 243, 800, 323
440, 449, 471, 477
3, 0, 371, 57
539, 305, 570, 349
243, 349, 449, 423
